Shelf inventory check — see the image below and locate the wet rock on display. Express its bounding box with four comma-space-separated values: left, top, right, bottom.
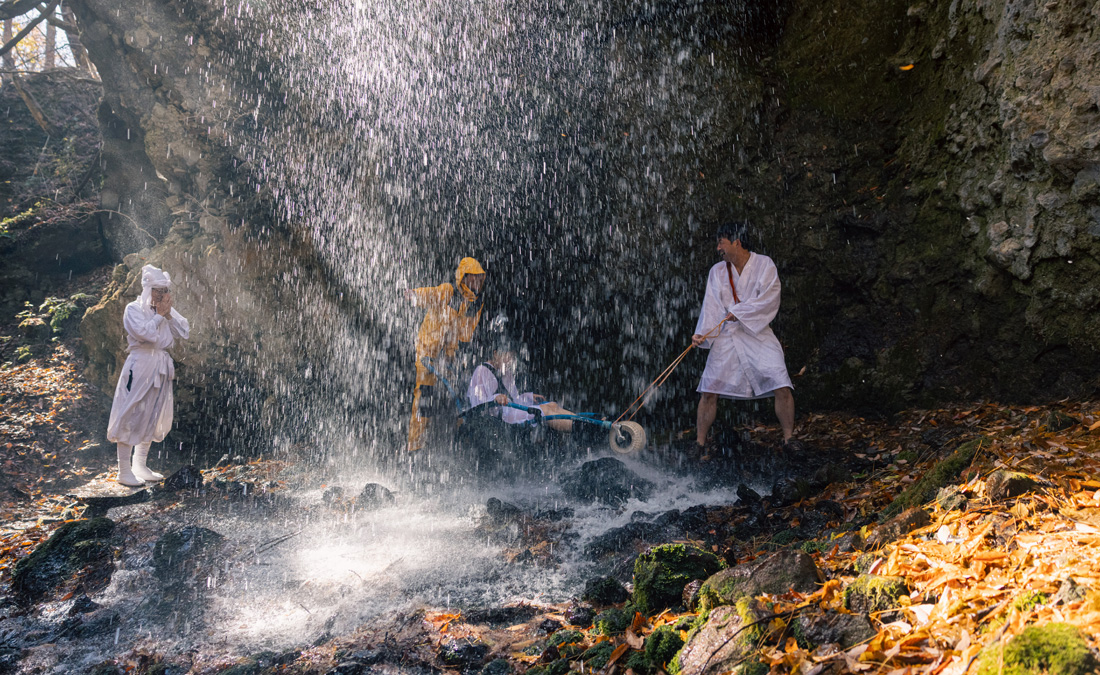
152, 526, 225, 582
481, 658, 512, 675
986, 470, 1039, 501
438, 638, 490, 671
833, 531, 864, 553
1052, 578, 1089, 606
358, 483, 395, 510
564, 602, 595, 627
161, 465, 203, 491
672, 600, 770, 675
769, 477, 809, 507
11, 517, 115, 603
583, 521, 670, 558
865, 507, 931, 548
485, 497, 522, 522
682, 579, 704, 611
737, 483, 762, 505
536, 618, 563, 634
73, 608, 121, 637
699, 550, 822, 611
844, 575, 910, 613
344, 648, 384, 665
559, 457, 654, 505
582, 576, 629, 605
322, 486, 344, 505
795, 609, 875, 649
1044, 411, 1078, 432
465, 604, 540, 627
68, 594, 101, 615
325, 663, 366, 675
633, 543, 725, 615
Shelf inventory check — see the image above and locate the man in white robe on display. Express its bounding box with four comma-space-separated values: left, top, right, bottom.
106, 264, 190, 485
692, 222, 796, 453
467, 344, 576, 433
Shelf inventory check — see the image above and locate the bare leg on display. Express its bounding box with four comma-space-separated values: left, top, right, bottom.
774, 387, 795, 441
537, 402, 574, 433
696, 392, 718, 446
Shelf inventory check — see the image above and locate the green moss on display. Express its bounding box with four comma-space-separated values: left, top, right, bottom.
882, 438, 986, 518
1011, 591, 1048, 613
844, 575, 909, 614
770, 529, 801, 547
580, 642, 615, 669
547, 629, 585, 657
644, 626, 685, 671
975, 623, 1096, 675
737, 659, 770, 675
733, 597, 768, 643
624, 651, 650, 674
632, 544, 725, 615
594, 607, 631, 636
799, 539, 828, 554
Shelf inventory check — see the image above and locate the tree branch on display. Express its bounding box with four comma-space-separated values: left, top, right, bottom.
0, 0, 58, 58
0, 0, 42, 21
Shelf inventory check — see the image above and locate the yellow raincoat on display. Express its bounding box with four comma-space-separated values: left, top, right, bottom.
407, 257, 485, 451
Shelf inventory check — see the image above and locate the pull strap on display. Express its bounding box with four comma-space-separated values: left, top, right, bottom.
725, 261, 741, 304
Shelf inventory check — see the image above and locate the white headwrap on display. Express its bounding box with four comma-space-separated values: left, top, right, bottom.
139, 264, 172, 308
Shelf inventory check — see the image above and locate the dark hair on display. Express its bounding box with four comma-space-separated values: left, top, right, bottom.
716, 221, 753, 251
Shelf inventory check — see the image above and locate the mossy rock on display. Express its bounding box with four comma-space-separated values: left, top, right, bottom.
844, 575, 909, 613
580, 641, 615, 669
985, 470, 1040, 501
633, 544, 725, 615
582, 575, 629, 605
480, 659, 511, 675
975, 623, 1096, 675
644, 625, 685, 671
882, 437, 986, 518
526, 659, 570, 675
624, 650, 650, 674
594, 607, 632, 636
698, 550, 821, 612
546, 629, 585, 658
11, 517, 115, 602
670, 599, 769, 675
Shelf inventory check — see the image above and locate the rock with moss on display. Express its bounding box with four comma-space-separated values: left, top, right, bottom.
985, 470, 1040, 501
526, 659, 570, 675
11, 517, 115, 603
844, 575, 909, 613
594, 607, 632, 636
546, 629, 585, 658
580, 642, 615, 669
153, 526, 225, 582
698, 549, 821, 612
645, 625, 685, 671
480, 659, 511, 675
975, 623, 1096, 675
670, 599, 769, 675
582, 575, 629, 605
882, 438, 986, 518
634, 544, 726, 615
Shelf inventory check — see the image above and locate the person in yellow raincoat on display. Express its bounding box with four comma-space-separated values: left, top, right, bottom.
404, 257, 486, 451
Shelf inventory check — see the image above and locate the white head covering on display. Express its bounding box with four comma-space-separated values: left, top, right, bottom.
139, 264, 172, 308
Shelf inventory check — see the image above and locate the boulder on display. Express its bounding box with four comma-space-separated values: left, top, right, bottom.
559, 457, 654, 505
844, 575, 910, 613
11, 517, 115, 603
698, 550, 822, 611
974, 622, 1096, 675
357, 483, 396, 510
584, 521, 671, 558
438, 638, 490, 672
794, 609, 875, 649
581, 576, 629, 605
633, 544, 725, 615
865, 507, 932, 548
162, 465, 204, 491
671, 600, 770, 675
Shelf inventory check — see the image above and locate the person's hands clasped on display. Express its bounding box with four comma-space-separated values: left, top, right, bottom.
494, 394, 509, 406
151, 288, 172, 317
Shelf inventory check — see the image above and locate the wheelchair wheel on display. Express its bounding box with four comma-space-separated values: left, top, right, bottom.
609, 421, 646, 454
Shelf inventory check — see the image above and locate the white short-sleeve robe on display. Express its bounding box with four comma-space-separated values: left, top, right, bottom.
467, 364, 539, 425
106, 301, 190, 445
695, 252, 792, 400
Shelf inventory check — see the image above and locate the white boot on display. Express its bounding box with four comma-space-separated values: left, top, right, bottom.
116, 443, 144, 487
131, 442, 164, 482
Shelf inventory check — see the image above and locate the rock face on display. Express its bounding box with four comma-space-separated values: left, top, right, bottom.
67, 0, 1100, 444
11, 517, 115, 603
672, 601, 771, 675
698, 550, 822, 611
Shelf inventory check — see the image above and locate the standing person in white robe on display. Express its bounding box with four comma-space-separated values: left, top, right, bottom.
106, 264, 190, 485
691, 222, 797, 454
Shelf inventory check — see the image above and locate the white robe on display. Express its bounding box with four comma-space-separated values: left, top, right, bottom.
106, 301, 190, 445
695, 252, 792, 399
467, 364, 539, 425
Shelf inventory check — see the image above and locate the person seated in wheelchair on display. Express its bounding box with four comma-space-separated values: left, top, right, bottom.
466, 341, 578, 433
